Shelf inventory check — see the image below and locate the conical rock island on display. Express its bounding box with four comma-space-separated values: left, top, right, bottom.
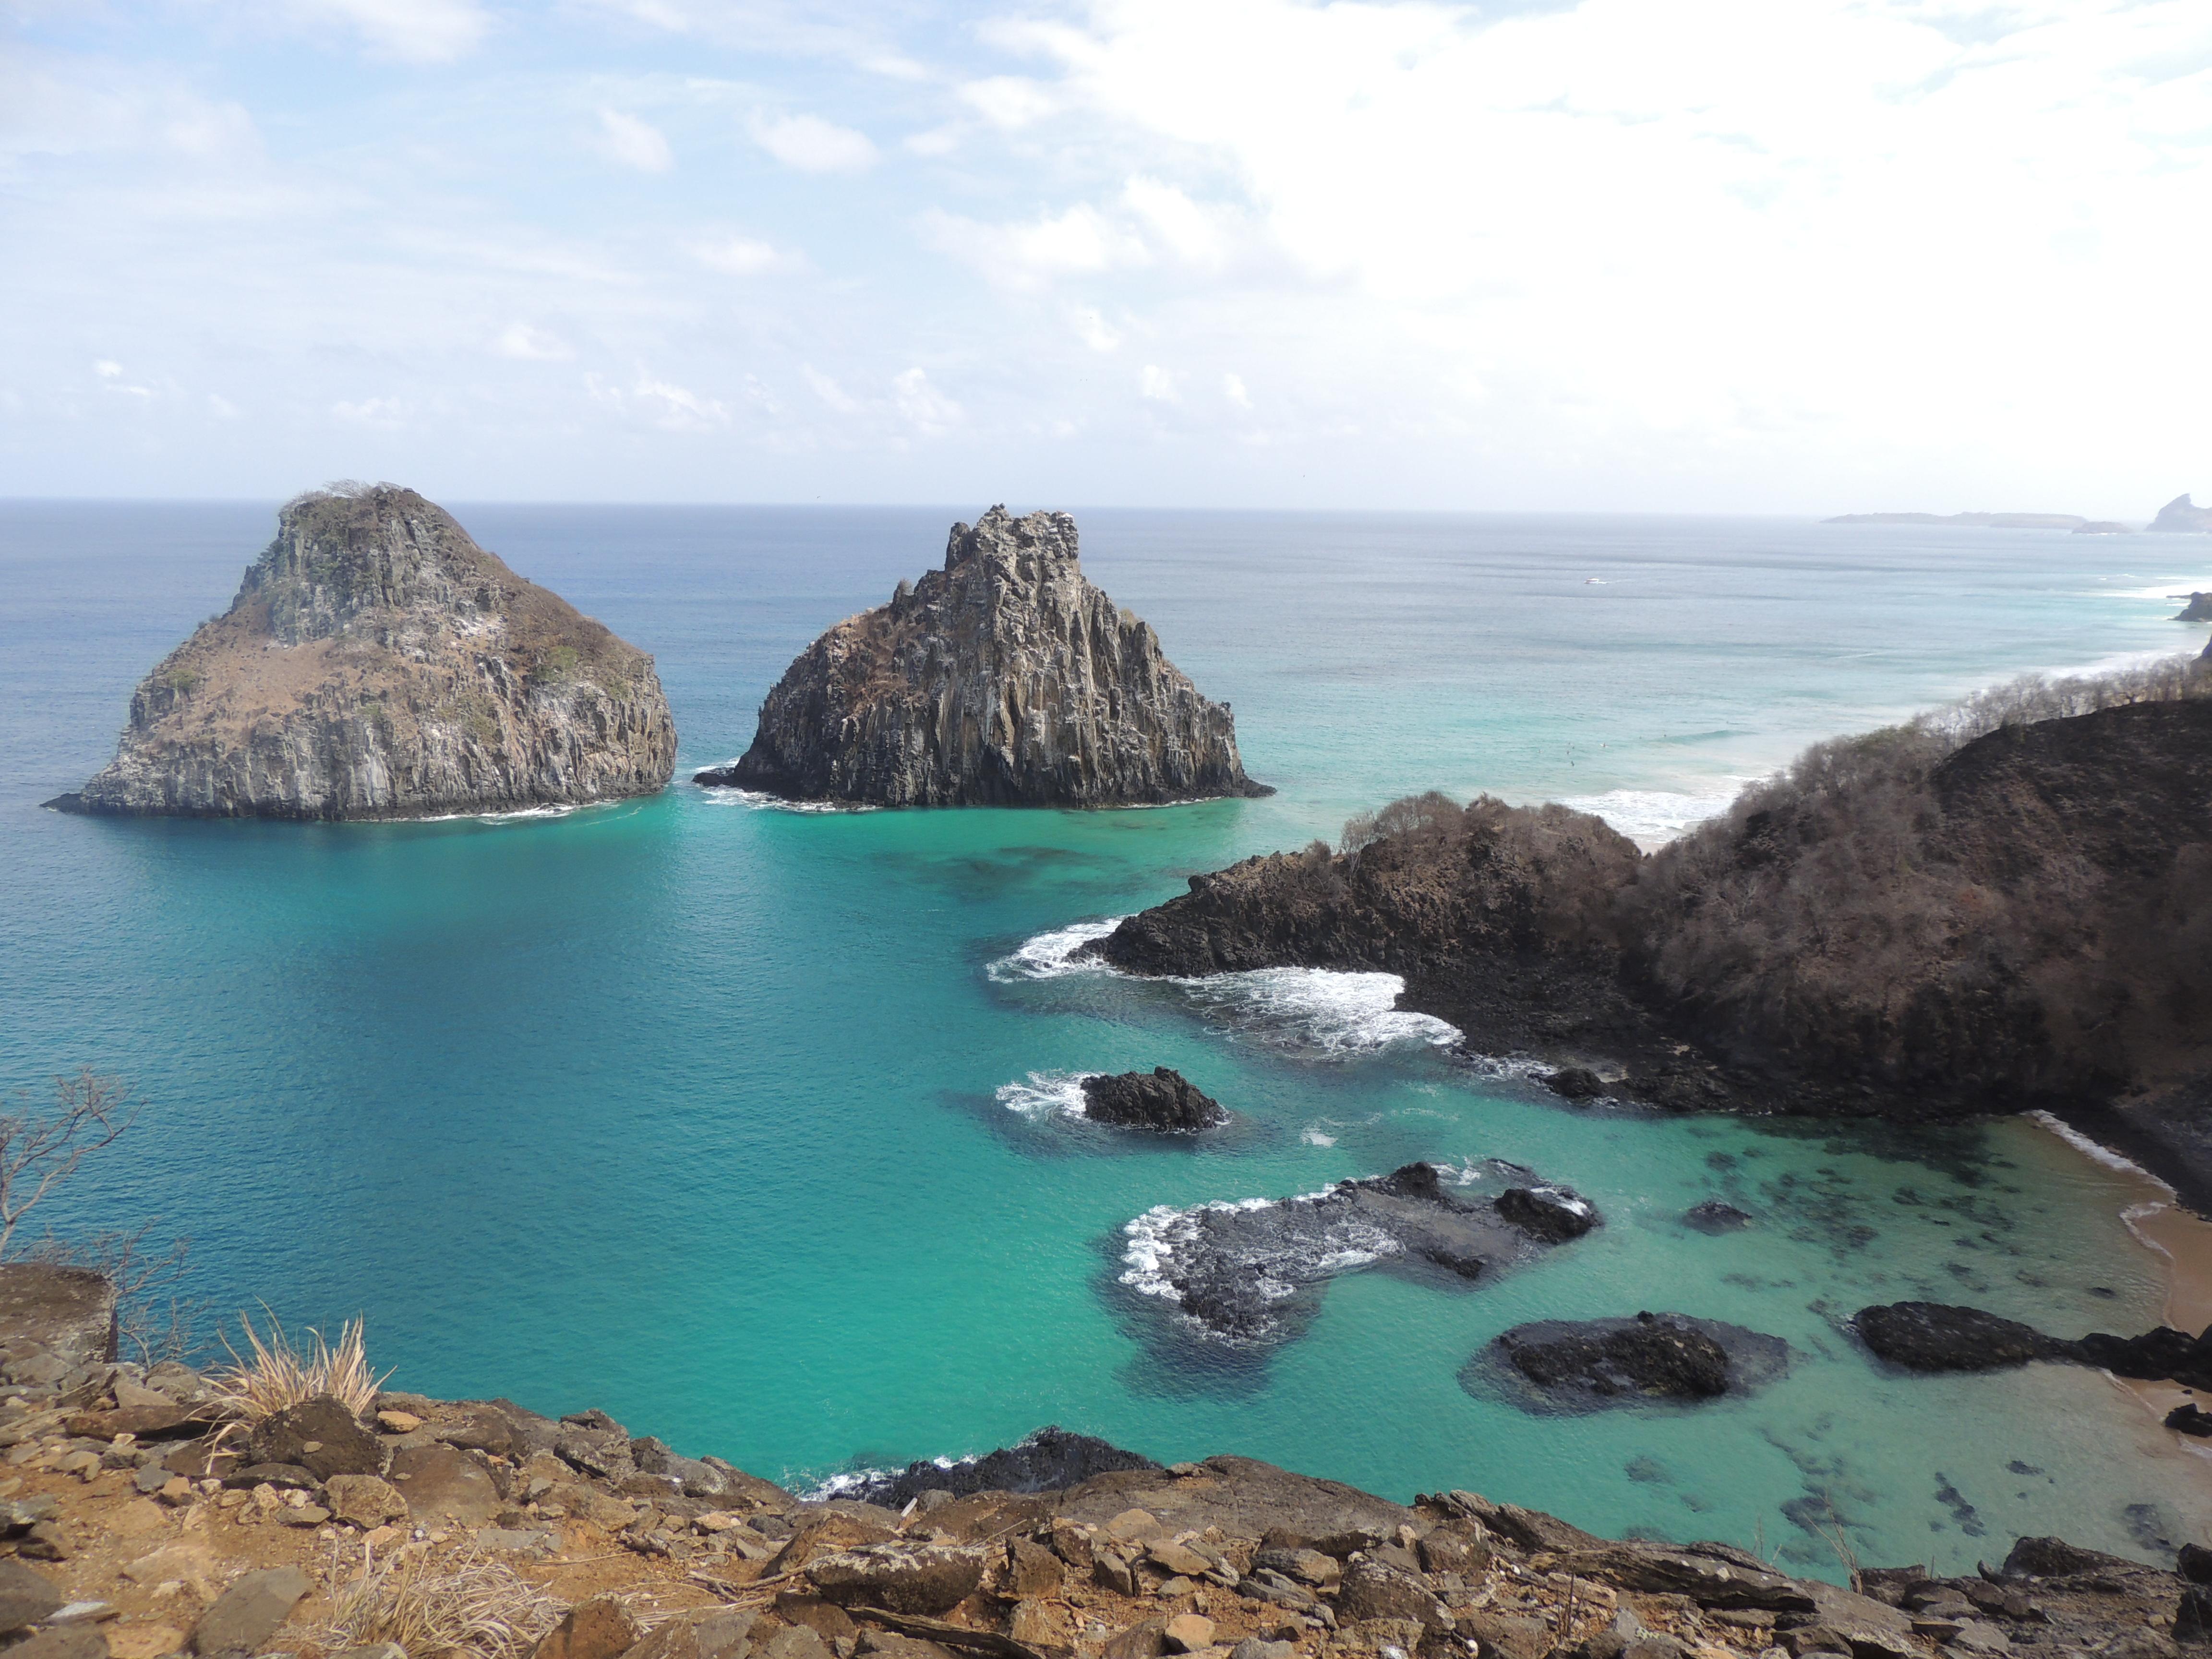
698, 505, 1267, 806
54, 484, 676, 818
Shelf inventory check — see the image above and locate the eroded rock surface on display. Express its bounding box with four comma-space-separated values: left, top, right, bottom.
1119, 1161, 1600, 1344
54, 485, 675, 819
1482, 1313, 1789, 1409
1081, 1070, 1230, 1133
697, 507, 1265, 807
837, 1427, 1159, 1509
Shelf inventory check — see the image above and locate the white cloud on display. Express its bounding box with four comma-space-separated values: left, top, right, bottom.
893, 368, 958, 436
1071, 307, 1120, 352
748, 111, 876, 173
904, 127, 960, 157
689, 234, 790, 276
959, 77, 1056, 130
596, 109, 673, 173
920, 205, 1146, 291
497, 322, 573, 361
207, 393, 241, 419
803, 365, 859, 413
92, 361, 121, 379
333, 396, 407, 428
1122, 177, 1227, 269
1139, 364, 1178, 403
1222, 373, 1250, 409
284, 0, 490, 63
588, 371, 730, 431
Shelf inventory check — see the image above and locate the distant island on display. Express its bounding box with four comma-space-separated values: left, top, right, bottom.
1826, 511, 2096, 529
2152, 494, 2212, 532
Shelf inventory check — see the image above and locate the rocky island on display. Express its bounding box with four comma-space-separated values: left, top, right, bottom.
49, 485, 675, 819
2152, 496, 2212, 533
1082, 664, 2212, 1192
695, 507, 1266, 807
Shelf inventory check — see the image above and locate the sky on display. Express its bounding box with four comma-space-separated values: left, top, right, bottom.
3, 0, 2209, 510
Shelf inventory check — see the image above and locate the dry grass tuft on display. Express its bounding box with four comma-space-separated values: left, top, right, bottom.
207, 1308, 386, 1424
321, 1548, 563, 1659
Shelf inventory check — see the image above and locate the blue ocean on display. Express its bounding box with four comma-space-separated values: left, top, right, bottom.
5, 502, 2212, 1577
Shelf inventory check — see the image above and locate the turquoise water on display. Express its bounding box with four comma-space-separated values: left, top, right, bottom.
5, 503, 2212, 1576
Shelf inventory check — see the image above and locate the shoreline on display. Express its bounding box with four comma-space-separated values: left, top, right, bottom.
2031, 1113, 2212, 1475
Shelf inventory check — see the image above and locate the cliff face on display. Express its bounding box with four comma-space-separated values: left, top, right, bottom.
57, 486, 676, 819
2150, 494, 2212, 532
1092, 692, 2212, 1129
698, 506, 1265, 806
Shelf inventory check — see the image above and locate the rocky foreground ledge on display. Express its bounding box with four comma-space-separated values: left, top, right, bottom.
0, 1267, 2205, 1659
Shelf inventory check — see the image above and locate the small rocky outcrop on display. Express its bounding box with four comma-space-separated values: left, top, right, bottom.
1120, 1160, 1600, 1344
51, 484, 675, 819
696, 507, 1267, 806
1853, 1302, 2063, 1371
2176, 593, 2212, 621
1081, 1069, 1229, 1132
2151, 494, 2212, 532
838, 1427, 1160, 1509
1683, 1201, 1753, 1233
1483, 1313, 1790, 1409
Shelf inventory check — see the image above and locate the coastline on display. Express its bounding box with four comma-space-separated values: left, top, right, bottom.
2032, 1112, 2212, 1474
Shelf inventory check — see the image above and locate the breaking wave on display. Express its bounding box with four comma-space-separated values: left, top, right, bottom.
996, 1070, 1097, 1119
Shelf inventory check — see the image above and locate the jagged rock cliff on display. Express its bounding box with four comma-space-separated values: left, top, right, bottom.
52, 485, 675, 819
696, 506, 1266, 806
2150, 494, 2212, 532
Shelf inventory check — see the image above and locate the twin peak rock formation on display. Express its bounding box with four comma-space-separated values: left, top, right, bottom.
54, 491, 1261, 819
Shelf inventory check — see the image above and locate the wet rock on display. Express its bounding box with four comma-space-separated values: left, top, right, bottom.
805, 1543, 991, 1614
702, 506, 1265, 807
2166, 1405, 2212, 1437
2074, 1326, 2212, 1385
1853, 1303, 2061, 1371
1493, 1185, 1598, 1242
188, 1567, 310, 1656
1546, 1068, 1606, 1100
1123, 1162, 1599, 1344
838, 1426, 1157, 1508
1081, 1070, 1230, 1133
1486, 1312, 1789, 1407
249, 1396, 385, 1479
1683, 1202, 1753, 1233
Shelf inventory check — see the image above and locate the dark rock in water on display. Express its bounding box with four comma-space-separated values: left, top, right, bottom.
2173, 593, 2212, 621
697, 506, 1267, 807
842, 1427, 1159, 1508
1120, 1160, 1600, 1344
1483, 1313, 1789, 1409
56, 485, 675, 819
1854, 1302, 2062, 1371
2151, 494, 2212, 533
1999, 1536, 2145, 1580
2180, 1544, 2212, 1585
2074, 1324, 2212, 1385
1495, 1185, 1599, 1242
1546, 1067, 1605, 1100
1081, 1069, 1228, 1133
1683, 1201, 1753, 1233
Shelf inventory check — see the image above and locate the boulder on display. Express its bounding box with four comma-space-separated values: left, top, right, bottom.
805, 1543, 990, 1614
1080, 1070, 1230, 1133
249, 1396, 385, 1479
387, 1443, 503, 1526
1488, 1312, 1789, 1407
627, 1611, 758, 1659
0, 1264, 118, 1376
1163, 1614, 1215, 1654
1562, 1543, 1816, 1612
835, 1425, 1157, 1509
54, 485, 675, 820
1335, 1559, 1451, 1631
531, 1597, 640, 1659
7, 1630, 107, 1659
1546, 1068, 1606, 1101
697, 506, 1266, 807
188, 1567, 310, 1656
1494, 1186, 1599, 1242
0, 1559, 65, 1633
1853, 1303, 2060, 1371
556, 1410, 636, 1482
323, 1474, 409, 1528
1683, 1202, 1753, 1233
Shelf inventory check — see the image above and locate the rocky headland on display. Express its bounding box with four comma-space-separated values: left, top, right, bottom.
2152, 498, 2212, 534
49, 486, 675, 819
694, 508, 1266, 808
1121, 1161, 1597, 1345
2176, 596, 2212, 623
2, 1261, 2205, 1659
1082, 668, 2212, 1195
1080, 1072, 1229, 1134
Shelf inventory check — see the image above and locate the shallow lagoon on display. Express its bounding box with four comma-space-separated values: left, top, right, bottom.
4, 503, 2211, 1576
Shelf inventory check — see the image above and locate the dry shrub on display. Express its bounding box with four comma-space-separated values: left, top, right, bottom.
321, 1548, 561, 1659
207, 1310, 385, 1425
